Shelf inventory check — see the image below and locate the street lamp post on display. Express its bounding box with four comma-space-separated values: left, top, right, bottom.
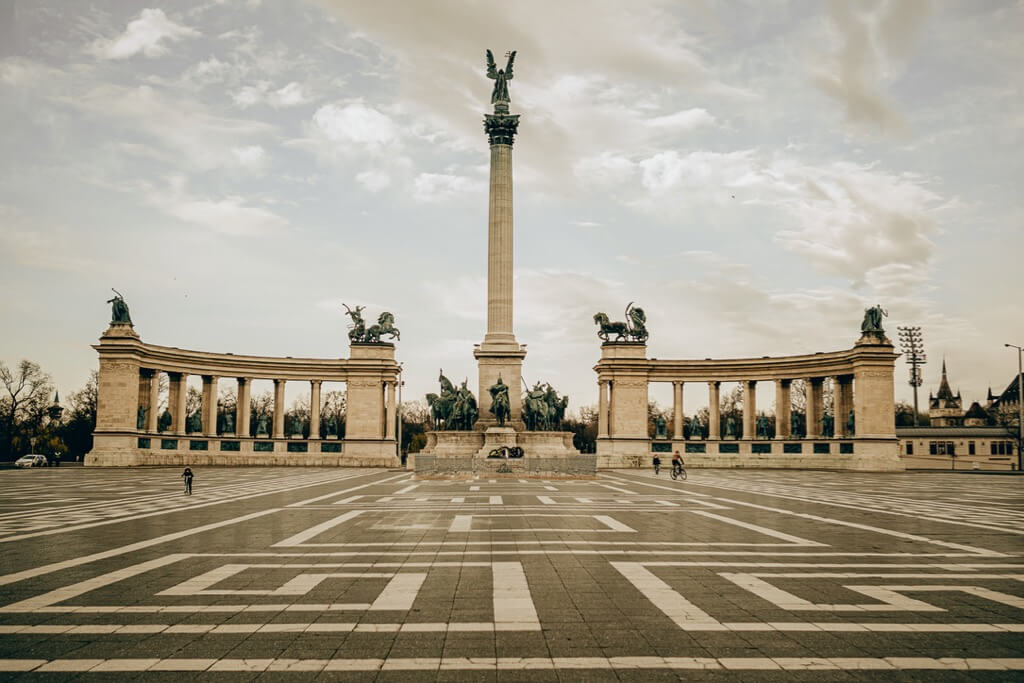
898, 327, 926, 426
1004, 343, 1023, 472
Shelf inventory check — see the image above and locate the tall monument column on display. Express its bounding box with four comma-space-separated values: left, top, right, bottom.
475, 49, 526, 428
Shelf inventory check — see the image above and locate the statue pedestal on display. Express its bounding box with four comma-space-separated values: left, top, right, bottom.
325, 435, 339, 440
475, 426, 516, 458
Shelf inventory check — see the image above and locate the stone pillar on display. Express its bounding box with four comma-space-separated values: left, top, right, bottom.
202, 375, 218, 437
853, 367, 895, 439
169, 372, 186, 435
708, 381, 721, 440
597, 380, 610, 438
672, 381, 684, 439
743, 380, 757, 439
96, 357, 141, 433
775, 379, 791, 439
807, 378, 824, 439
146, 370, 160, 433
237, 378, 251, 438
834, 376, 848, 437
346, 377, 385, 439
610, 377, 648, 439
475, 109, 526, 429
385, 381, 396, 440
273, 379, 285, 439
309, 380, 322, 440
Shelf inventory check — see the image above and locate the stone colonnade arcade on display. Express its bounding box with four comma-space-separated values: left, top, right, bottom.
594, 335, 902, 471
87, 321, 399, 467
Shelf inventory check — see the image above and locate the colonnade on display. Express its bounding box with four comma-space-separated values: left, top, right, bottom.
89, 322, 400, 465
133, 372, 402, 440
592, 339, 900, 468
597, 376, 855, 440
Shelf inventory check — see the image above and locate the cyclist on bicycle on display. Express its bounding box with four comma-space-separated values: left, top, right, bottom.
671, 451, 684, 476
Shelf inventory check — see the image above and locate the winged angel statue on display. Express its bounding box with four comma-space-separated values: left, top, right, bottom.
486, 49, 516, 106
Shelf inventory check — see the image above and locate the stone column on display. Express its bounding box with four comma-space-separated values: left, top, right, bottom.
202, 376, 218, 437
672, 381, 684, 439
309, 380, 322, 440
708, 381, 721, 440
834, 376, 848, 437
475, 109, 526, 428
841, 376, 855, 436
807, 378, 824, 439
346, 377, 385, 439
146, 371, 160, 433
597, 380, 610, 438
385, 381, 396, 440
273, 379, 285, 439
137, 372, 151, 431
237, 378, 251, 438
743, 380, 757, 439
169, 372, 186, 435
775, 379, 791, 439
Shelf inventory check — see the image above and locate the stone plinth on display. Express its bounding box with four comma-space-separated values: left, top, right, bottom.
414, 428, 589, 478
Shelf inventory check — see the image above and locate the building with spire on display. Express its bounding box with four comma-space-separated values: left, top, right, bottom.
928, 360, 962, 427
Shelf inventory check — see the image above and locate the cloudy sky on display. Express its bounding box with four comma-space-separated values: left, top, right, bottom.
0, 0, 1021, 413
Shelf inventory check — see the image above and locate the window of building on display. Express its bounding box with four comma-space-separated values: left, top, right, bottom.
931, 441, 955, 456
968, 441, 975, 455
929, 442, 937, 455
906, 442, 913, 455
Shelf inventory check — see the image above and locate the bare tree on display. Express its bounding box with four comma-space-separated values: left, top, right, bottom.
0, 360, 55, 457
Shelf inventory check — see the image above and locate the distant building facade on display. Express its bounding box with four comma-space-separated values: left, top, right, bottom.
897, 361, 1018, 470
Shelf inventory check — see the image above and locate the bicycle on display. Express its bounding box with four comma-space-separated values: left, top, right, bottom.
670, 462, 687, 481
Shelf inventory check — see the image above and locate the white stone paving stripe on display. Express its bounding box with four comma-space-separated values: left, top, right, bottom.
369, 573, 427, 611
611, 561, 724, 630
690, 510, 826, 546
333, 495, 363, 505
594, 515, 637, 533
489, 496, 503, 505
273, 510, 364, 547
537, 496, 556, 505
492, 562, 540, 629
0, 508, 281, 588
0, 554, 191, 612
449, 515, 473, 532
287, 472, 409, 506
9, 656, 1020, 672
395, 484, 419, 494
0, 621, 1020, 634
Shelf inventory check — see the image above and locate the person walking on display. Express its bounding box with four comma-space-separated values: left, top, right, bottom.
181, 467, 194, 495
652, 454, 661, 475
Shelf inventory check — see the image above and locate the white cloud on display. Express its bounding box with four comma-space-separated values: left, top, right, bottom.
573, 153, 636, 187
89, 9, 199, 60
312, 101, 400, 152
147, 179, 287, 236
645, 108, 715, 130
412, 173, 483, 203
356, 169, 391, 191
232, 145, 267, 170
812, 0, 929, 133
232, 80, 311, 108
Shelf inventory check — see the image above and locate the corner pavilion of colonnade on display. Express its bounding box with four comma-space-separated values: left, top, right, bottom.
86, 320, 400, 467
595, 327, 903, 471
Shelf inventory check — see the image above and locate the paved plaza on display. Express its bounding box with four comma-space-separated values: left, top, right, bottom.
0, 468, 1022, 680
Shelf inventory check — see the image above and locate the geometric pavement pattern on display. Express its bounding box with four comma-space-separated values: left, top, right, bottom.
0, 466, 1022, 679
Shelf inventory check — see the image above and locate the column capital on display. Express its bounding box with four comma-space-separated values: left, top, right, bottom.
483, 113, 520, 146
310, 378, 323, 386
708, 380, 721, 388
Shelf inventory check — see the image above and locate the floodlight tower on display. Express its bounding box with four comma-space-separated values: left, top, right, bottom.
897, 327, 926, 427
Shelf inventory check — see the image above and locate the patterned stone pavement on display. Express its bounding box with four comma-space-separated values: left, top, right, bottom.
0, 466, 1021, 680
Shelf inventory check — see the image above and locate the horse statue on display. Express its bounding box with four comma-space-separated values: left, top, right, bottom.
489, 376, 510, 427
342, 303, 366, 343
546, 385, 569, 429
365, 311, 400, 343
593, 312, 629, 342
426, 370, 458, 429
523, 382, 550, 431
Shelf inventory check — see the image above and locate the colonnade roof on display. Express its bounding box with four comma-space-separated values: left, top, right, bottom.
596, 342, 899, 383
94, 331, 398, 382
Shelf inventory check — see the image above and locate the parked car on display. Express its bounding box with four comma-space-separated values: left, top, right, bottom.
14, 454, 48, 468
